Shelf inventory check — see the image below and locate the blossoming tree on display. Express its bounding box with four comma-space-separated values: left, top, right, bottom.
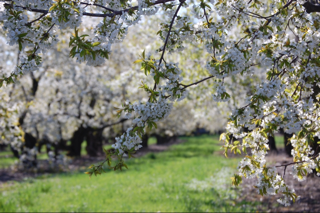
1, 0, 320, 206
0, 21, 207, 168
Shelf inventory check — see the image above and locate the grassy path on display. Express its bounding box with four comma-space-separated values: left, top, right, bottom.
0, 135, 257, 212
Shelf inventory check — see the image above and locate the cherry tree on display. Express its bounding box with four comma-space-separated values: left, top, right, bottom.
0, 39, 139, 166
1, 0, 320, 206
0, 21, 205, 167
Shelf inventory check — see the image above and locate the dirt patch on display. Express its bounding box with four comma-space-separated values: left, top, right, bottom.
238, 149, 320, 212
0, 139, 186, 184
218, 146, 320, 211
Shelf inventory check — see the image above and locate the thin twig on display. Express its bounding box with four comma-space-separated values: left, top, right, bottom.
275, 153, 319, 178
181, 75, 214, 90
152, 0, 185, 92
32, 24, 55, 56
27, 13, 47, 26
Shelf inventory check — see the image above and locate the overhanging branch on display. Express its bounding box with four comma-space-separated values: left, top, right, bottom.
4, 0, 177, 18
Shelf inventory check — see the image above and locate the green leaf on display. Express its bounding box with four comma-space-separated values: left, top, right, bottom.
91, 51, 96, 60
123, 163, 128, 169
49, 5, 56, 12
153, 122, 157, 129
80, 49, 86, 57
92, 42, 101, 47
231, 174, 242, 186
69, 38, 76, 47
70, 46, 77, 57
134, 59, 143, 64
18, 41, 22, 51
154, 75, 160, 84
18, 33, 28, 38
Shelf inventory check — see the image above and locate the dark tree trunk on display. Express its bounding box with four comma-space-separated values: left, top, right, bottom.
21, 132, 38, 167
268, 135, 278, 153
284, 133, 293, 157
311, 137, 320, 156
279, 129, 293, 157
24, 132, 37, 149
45, 142, 60, 160
155, 134, 168, 145
40, 139, 59, 158
86, 129, 103, 157
10, 145, 20, 158
67, 127, 87, 157
310, 82, 320, 156
58, 139, 68, 150
141, 134, 149, 148
170, 135, 177, 143
0, 144, 6, 151
154, 134, 176, 145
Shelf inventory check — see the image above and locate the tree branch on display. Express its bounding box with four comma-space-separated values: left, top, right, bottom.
150, 0, 185, 94
275, 153, 320, 178
158, 0, 185, 70
180, 75, 214, 90
26, 13, 47, 26
4, 0, 177, 18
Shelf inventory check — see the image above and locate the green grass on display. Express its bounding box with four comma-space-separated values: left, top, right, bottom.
1, 137, 161, 169
0, 135, 257, 212
148, 137, 157, 145
0, 150, 12, 157
0, 134, 286, 169
0, 157, 18, 168
0, 147, 18, 168
0, 147, 50, 169
275, 135, 284, 148
0, 141, 112, 169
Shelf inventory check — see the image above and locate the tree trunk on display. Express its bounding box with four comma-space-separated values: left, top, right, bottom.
42, 139, 59, 159
67, 127, 86, 157
310, 82, 320, 156
311, 137, 320, 156
279, 129, 293, 157
16, 108, 38, 167
284, 133, 293, 157
58, 139, 68, 150
86, 129, 103, 157
141, 134, 149, 148
268, 135, 277, 153
10, 145, 20, 158
0, 144, 6, 151
155, 134, 168, 145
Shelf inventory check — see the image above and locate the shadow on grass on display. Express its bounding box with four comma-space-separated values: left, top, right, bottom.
65, 135, 223, 175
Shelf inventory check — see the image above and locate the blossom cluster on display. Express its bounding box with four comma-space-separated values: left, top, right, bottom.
112, 61, 187, 156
